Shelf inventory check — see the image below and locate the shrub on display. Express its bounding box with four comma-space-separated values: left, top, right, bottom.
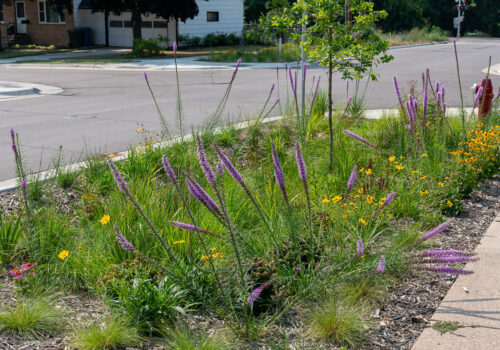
0, 298, 67, 339
71, 317, 141, 350
132, 38, 162, 57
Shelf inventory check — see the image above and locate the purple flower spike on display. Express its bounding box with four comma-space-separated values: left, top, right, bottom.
106, 157, 129, 194
343, 130, 376, 148
415, 249, 470, 257
196, 135, 217, 187
424, 256, 477, 265
441, 86, 446, 100
356, 238, 364, 257
475, 86, 483, 103
169, 221, 221, 238
295, 143, 307, 182
114, 226, 135, 252
161, 155, 176, 182
435, 81, 440, 94
235, 58, 241, 74
423, 266, 473, 275
20, 178, 27, 191
436, 92, 441, 106
272, 143, 288, 203
378, 191, 396, 212
375, 256, 385, 273
216, 149, 243, 185
173, 41, 177, 54
423, 84, 428, 128
10, 128, 15, 144
413, 221, 451, 246
347, 165, 358, 193
144, 72, 148, 81
186, 177, 220, 216
288, 67, 296, 94
216, 160, 224, 177
270, 83, 275, 95
11, 144, 17, 155
247, 282, 271, 306
294, 70, 298, 93
442, 102, 447, 114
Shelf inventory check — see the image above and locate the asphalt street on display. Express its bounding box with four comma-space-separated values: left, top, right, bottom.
1, 38, 499, 181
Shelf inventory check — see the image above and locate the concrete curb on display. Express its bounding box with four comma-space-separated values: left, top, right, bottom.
388, 41, 452, 50
412, 213, 500, 350
0, 81, 63, 101
0, 115, 283, 194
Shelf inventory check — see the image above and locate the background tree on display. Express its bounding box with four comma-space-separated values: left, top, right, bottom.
281, 0, 391, 169
88, 0, 199, 46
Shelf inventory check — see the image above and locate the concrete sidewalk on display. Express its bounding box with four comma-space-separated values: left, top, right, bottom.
0, 47, 130, 64
412, 214, 500, 350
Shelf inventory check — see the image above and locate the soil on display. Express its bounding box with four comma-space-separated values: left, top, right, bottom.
0, 175, 498, 349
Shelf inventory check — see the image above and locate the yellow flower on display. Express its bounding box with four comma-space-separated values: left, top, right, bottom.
412, 170, 419, 174
422, 153, 428, 157
420, 175, 427, 179
447, 200, 453, 207
137, 127, 143, 132
322, 198, 330, 204
359, 167, 364, 173
389, 156, 396, 162
173, 240, 186, 245
99, 215, 110, 225
395, 164, 404, 170
135, 145, 141, 150
342, 214, 348, 219
359, 218, 367, 226
354, 195, 360, 198
152, 140, 156, 144
58, 250, 69, 260
211, 247, 217, 252
332, 195, 343, 203
203, 261, 209, 266
386, 213, 392, 218
108, 153, 115, 158
366, 196, 374, 204
445, 177, 450, 180
201, 255, 209, 260
419, 190, 429, 195
365, 169, 373, 175
358, 188, 364, 194
145, 145, 150, 150
438, 182, 445, 187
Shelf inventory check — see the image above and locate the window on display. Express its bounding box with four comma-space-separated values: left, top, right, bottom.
0, 0, 4, 22
141, 21, 152, 28
109, 20, 122, 28
39, 0, 65, 24
153, 21, 168, 28
207, 11, 219, 22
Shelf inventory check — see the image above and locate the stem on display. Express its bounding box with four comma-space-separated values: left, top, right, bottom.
453, 40, 466, 138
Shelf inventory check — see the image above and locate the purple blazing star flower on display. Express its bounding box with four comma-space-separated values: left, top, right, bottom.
435, 81, 440, 94
10, 128, 15, 144
295, 143, 307, 183
347, 165, 358, 193
288, 67, 296, 94
196, 135, 217, 187
161, 155, 177, 182
235, 58, 241, 74
436, 92, 441, 106
441, 85, 446, 101
247, 282, 271, 306
311, 76, 321, 106
413, 221, 451, 245
169, 221, 221, 238
475, 86, 484, 104
216, 160, 224, 177
413, 249, 470, 257
423, 84, 428, 130
296, 267, 302, 273
343, 130, 376, 148
442, 102, 447, 114
173, 41, 177, 54
422, 266, 473, 275
106, 157, 129, 194
378, 191, 396, 212
423, 256, 477, 265
270, 83, 275, 95
20, 178, 27, 191
216, 149, 243, 185
114, 226, 135, 252
393, 76, 407, 122
272, 143, 288, 203
186, 177, 220, 216
375, 256, 385, 273
356, 238, 364, 257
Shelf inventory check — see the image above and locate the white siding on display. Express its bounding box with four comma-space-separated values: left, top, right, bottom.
178, 0, 244, 38
78, 10, 174, 47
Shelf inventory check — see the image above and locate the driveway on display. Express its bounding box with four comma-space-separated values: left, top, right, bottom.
1, 38, 499, 181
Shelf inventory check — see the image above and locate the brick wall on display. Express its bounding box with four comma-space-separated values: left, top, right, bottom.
1, 1, 75, 47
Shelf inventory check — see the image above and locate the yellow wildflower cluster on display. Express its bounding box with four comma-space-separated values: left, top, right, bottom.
201, 248, 224, 266
451, 125, 499, 170
322, 195, 343, 204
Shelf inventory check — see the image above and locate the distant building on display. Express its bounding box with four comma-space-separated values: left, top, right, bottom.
0, 0, 244, 47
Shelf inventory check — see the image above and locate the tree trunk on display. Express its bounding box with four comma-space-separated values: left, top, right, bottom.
104, 10, 109, 47
328, 53, 333, 170
131, 9, 142, 47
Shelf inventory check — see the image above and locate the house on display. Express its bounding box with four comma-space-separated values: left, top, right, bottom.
0, 0, 244, 48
